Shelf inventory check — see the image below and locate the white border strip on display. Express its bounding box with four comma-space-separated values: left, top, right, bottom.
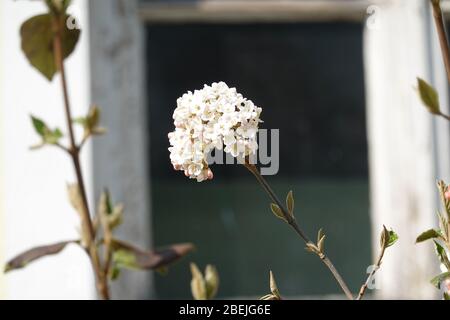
138, 0, 381, 23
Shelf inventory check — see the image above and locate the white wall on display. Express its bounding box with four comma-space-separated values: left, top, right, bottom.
0, 0, 95, 299
364, 0, 447, 299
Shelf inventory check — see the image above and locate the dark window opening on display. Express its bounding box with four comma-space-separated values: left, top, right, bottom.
146, 23, 370, 299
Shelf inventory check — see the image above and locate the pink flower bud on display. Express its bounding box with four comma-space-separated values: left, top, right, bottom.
207, 169, 214, 180
445, 187, 450, 200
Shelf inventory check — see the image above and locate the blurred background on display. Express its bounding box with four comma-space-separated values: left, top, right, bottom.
0, 0, 449, 299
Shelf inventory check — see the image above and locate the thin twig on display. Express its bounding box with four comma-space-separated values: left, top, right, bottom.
52, 15, 110, 300
439, 112, 450, 122
99, 194, 113, 278
431, 0, 450, 85
244, 162, 354, 300
356, 247, 385, 300
54, 142, 70, 153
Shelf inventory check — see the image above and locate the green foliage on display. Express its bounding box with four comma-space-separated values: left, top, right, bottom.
430, 272, 450, 289
111, 239, 194, 273
286, 190, 294, 216
45, 0, 72, 14
433, 240, 450, 270
270, 203, 286, 222
30, 115, 63, 148
74, 106, 106, 137
416, 229, 441, 243
20, 13, 80, 81
380, 226, 398, 249
417, 78, 441, 115
98, 190, 123, 231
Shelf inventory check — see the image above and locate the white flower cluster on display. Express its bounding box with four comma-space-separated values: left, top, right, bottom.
168, 82, 262, 182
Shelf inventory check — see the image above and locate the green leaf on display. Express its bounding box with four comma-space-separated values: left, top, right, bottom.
30, 116, 63, 147
45, 0, 72, 14
98, 190, 123, 231
31, 116, 46, 136
20, 14, 80, 81
434, 240, 450, 270
387, 230, 399, 247
112, 249, 138, 270
46, 128, 63, 144
417, 78, 441, 115
74, 106, 106, 137
286, 191, 294, 216
111, 239, 194, 271
430, 272, 450, 289
444, 292, 450, 300
109, 264, 121, 281
416, 229, 441, 243
4, 240, 78, 273
380, 226, 398, 248
270, 203, 287, 222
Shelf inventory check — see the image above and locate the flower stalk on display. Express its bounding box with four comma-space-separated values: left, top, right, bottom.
52, 14, 110, 300
431, 0, 450, 85
244, 162, 354, 300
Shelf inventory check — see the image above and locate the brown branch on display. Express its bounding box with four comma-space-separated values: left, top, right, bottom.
244, 162, 354, 300
356, 247, 385, 300
431, 0, 450, 85
52, 15, 110, 300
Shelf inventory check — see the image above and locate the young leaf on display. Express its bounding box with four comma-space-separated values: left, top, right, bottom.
98, 191, 123, 230
30, 116, 63, 147
387, 229, 398, 247
45, 0, 72, 14
20, 14, 80, 81
204, 265, 220, 300
305, 242, 320, 255
4, 240, 79, 273
438, 180, 450, 220
286, 191, 294, 216
430, 272, 450, 289
74, 106, 106, 139
269, 271, 281, 298
417, 78, 441, 115
67, 183, 83, 213
317, 234, 326, 253
416, 229, 441, 243
31, 116, 46, 136
190, 263, 207, 300
110, 239, 194, 271
317, 228, 324, 244
270, 203, 287, 222
434, 240, 450, 270
437, 211, 449, 241
112, 249, 138, 270
109, 264, 121, 281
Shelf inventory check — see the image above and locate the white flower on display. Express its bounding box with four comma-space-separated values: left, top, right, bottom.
168, 81, 262, 182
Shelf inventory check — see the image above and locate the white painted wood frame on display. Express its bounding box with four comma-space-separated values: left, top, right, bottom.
88, 0, 153, 300
135, 0, 449, 299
